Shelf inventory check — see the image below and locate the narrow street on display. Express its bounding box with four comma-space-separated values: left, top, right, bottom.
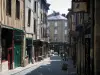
26, 56, 67, 75
12, 55, 76, 75
0, 0, 99, 75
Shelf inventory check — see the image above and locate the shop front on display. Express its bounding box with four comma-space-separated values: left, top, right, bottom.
33, 40, 43, 62
13, 29, 24, 68
26, 38, 33, 64
0, 27, 24, 71
1, 28, 13, 71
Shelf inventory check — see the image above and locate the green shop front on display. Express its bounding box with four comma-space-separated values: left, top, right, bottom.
13, 29, 24, 68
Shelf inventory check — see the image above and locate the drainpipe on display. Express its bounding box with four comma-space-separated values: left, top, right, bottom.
0, 0, 2, 72
0, 26, 2, 72
91, 0, 95, 74
21, 0, 26, 67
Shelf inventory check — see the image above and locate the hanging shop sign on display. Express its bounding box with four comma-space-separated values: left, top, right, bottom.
72, 2, 87, 12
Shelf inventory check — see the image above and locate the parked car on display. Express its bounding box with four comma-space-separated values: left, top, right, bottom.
54, 52, 58, 55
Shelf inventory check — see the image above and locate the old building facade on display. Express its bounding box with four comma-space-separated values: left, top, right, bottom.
24, 0, 38, 66
0, 0, 50, 72
24, 0, 49, 65
67, 0, 100, 75
36, 0, 50, 60
0, 0, 24, 71
47, 12, 68, 52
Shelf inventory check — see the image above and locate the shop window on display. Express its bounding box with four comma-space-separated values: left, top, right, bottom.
6, 0, 11, 16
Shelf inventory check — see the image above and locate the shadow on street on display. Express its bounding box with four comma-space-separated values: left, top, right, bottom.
25, 55, 68, 75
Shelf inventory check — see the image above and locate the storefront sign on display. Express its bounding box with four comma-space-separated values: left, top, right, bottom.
72, 2, 87, 12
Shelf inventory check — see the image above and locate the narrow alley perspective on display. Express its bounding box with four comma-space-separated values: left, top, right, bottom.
0, 0, 100, 75
10, 55, 76, 75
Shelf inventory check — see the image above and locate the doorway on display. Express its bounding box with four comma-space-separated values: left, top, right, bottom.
14, 30, 23, 68
1, 28, 13, 69
14, 42, 21, 67
85, 38, 90, 75
26, 39, 32, 63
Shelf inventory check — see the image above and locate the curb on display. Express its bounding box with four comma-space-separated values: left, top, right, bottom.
11, 58, 50, 75
0, 58, 50, 75
11, 62, 41, 75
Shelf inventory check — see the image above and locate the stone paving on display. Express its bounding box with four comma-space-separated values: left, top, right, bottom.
0, 55, 77, 75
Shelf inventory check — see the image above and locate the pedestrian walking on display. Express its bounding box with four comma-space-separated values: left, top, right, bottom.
60, 52, 63, 60
64, 52, 68, 61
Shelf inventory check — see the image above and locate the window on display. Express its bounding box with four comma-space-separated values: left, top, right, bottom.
43, 13, 45, 23
43, 13, 47, 24
16, 0, 20, 19
47, 22, 50, 28
6, 0, 11, 16
43, 28, 44, 37
41, 13, 42, 21
65, 22, 67, 29
47, 29, 49, 34
54, 29, 57, 34
34, 19, 36, 33
41, 28, 42, 37
55, 37, 57, 41
65, 22, 67, 27
45, 14, 47, 24
28, 9, 31, 27
40, 1, 42, 9
65, 30, 67, 34
54, 35, 57, 41
55, 22, 57, 27
34, 1, 37, 13
65, 35, 67, 41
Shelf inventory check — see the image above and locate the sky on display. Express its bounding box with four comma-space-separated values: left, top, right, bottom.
47, 0, 72, 15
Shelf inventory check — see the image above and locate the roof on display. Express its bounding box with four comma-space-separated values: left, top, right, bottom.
48, 13, 67, 20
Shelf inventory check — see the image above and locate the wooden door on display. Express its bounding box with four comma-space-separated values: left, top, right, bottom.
8, 47, 13, 69
14, 30, 23, 68
14, 43, 21, 68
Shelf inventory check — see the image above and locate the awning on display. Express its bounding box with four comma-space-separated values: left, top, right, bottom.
33, 40, 43, 47
13, 28, 23, 32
